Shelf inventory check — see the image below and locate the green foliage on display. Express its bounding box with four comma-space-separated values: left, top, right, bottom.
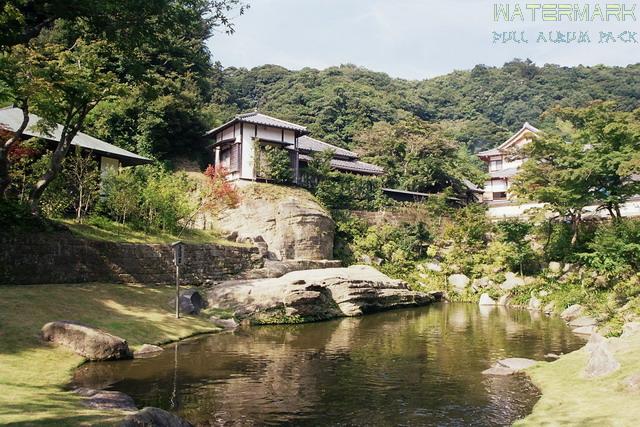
254, 144, 293, 183
332, 210, 368, 264
0, 198, 53, 232
353, 117, 486, 197
314, 172, 387, 211
99, 166, 195, 233
443, 204, 491, 249
352, 222, 432, 278
216, 61, 640, 153
578, 220, 640, 278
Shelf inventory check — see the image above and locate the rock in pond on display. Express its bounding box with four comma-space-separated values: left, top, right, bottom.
497, 294, 511, 306
479, 293, 497, 306
572, 325, 596, 335
569, 316, 597, 328
169, 289, 206, 315
75, 387, 137, 411
207, 265, 437, 322
41, 321, 132, 361
560, 304, 584, 322
528, 296, 542, 311
210, 316, 239, 329
120, 407, 193, 427
482, 358, 537, 376
134, 344, 164, 358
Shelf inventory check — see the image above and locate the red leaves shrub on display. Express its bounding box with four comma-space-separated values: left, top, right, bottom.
203, 164, 240, 212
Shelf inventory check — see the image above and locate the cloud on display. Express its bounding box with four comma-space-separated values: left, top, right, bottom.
207, 0, 640, 79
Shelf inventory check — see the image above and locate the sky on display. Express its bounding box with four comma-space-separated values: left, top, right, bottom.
206, 0, 640, 80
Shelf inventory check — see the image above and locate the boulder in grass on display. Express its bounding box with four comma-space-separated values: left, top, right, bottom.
448, 274, 470, 292
170, 289, 206, 315
41, 321, 132, 361
583, 340, 620, 378
500, 273, 525, 291
210, 316, 239, 330
119, 407, 193, 427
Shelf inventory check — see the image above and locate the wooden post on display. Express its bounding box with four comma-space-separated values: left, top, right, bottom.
175, 264, 180, 319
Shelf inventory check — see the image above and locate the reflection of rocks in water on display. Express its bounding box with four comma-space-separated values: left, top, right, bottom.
72, 304, 585, 426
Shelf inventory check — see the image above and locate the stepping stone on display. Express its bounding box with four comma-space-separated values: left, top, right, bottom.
496, 357, 537, 371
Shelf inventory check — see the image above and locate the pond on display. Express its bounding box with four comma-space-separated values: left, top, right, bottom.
72, 303, 585, 426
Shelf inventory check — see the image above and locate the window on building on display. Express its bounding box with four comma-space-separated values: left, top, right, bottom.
493, 191, 507, 200
490, 159, 503, 171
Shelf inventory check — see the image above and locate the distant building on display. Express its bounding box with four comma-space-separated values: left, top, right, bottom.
477, 122, 539, 203
205, 112, 384, 184
0, 107, 152, 176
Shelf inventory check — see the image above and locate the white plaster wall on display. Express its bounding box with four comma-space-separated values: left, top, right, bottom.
241, 124, 256, 179
283, 129, 295, 144
256, 125, 282, 141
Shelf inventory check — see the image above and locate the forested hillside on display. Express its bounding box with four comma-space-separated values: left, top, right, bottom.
213, 61, 640, 152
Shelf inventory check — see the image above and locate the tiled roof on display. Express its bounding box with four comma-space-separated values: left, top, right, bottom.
489, 167, 519, 179
0, 107, 152, 166
298, 153, 384, 175
478, 122, 540, 158
297, 135, 358, 159
206, 111, 308, 136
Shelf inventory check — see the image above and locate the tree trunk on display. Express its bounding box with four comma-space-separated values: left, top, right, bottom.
570, 212, 582, 247
0, 102, 30, 198
28, 107, 90, 215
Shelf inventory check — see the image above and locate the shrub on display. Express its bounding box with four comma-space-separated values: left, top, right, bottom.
255, 143, 293, 183
578, 220, 640, 279
314, 172, 388, 211
99, 165, 195, 233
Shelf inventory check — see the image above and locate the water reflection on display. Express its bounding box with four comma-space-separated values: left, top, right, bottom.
73, 303, 584, 426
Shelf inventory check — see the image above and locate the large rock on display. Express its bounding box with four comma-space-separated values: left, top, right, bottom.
210, 316, 239, 329
583, 339, 620, 378
560, 304, 584, 322
120, 407, 193, 427
548, 261, 563, 274
216, 185, 334, 260
479, 293, 497, 306
497, 294, 511, 306
170, 289, 206, 315
622, 322, 640, 339
207, 265, 437, 322
500, 272, 525, 291
41, 321, 132, 361
448, 274, 470, 292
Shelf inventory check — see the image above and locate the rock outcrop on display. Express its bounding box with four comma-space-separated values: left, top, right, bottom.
41, 321, 132, 361
216, 185, 334, 260
207, 265, 439, 323
120, 407, 193, 427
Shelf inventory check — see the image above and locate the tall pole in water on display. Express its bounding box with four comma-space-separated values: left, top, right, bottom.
172, 241, 184, 319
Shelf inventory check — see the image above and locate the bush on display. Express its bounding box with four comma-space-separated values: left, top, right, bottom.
578, 220, 640, 279
99, 165, 195, 233
314, 172, 388, 211
0, 198, 54, 232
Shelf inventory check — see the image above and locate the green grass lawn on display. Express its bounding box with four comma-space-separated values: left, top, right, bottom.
517, 333, 640, 426
0, 283, 218, 426
58, 218, 247, 246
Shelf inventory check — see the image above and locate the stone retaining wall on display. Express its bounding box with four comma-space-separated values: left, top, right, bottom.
0, 233, 263, 285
